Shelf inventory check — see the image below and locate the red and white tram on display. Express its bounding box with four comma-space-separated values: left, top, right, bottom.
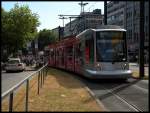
48, 25, 132, 79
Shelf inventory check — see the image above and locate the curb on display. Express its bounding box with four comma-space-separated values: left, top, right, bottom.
84, 86, 108, 111
69, 73, 108, 111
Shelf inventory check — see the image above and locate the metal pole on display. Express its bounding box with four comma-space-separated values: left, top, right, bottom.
25, 79, 29, 111
45, 67, 47, 77
139, 1, 145, 78
38, 71, 40, 94
69, 17, 71, 32
40, 70, 42, 88
46, 67, 48, 77
79, 1, 83, 13
104, 1, 107, 25
43, 69, 44, 85
9, 92, 14, 112
62, 17, 64, 27
58, 26, 60, 41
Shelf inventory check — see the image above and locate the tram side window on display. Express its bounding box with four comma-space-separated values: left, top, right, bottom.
56, 49, 58, 57
60, 48, 64, 65
85, 38, 94, 64
56, 49, 59, 58
50, 49, 54, 57
66, 46, 73, 60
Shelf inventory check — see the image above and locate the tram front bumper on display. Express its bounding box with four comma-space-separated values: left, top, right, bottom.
84, 69, 133, 79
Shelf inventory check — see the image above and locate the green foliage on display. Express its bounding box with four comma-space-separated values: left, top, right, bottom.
37, 29, 58, 51
1, 3, 40, 55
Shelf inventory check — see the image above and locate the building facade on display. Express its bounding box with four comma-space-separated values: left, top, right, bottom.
64, 9, 104, 37
107, 1, 125, 28
107, 1, 149, 63
51, 26, 64, 40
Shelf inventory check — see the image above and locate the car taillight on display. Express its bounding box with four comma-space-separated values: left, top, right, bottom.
18, 64, 22, 66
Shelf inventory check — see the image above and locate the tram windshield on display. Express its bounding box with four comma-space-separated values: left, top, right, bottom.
96, 31, 127, 62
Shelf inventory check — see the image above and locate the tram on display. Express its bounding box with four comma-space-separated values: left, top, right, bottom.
48, 25, 132, 79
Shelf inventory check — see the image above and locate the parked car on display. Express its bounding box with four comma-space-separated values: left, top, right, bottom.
1, 62, 6, 70
5, 58, 25, 72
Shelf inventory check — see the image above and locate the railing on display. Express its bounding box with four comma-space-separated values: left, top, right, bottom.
1, 63, 49, 112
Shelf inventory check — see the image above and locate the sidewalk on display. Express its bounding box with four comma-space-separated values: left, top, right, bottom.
129, 63, 149, 67
25, 65, 36, 71
129, 63, 139, 66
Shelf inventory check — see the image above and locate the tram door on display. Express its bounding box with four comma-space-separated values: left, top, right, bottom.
74, 42, 84, 74
55, 48, 59, 67
85, 38, 94, 66
75, 44, 80, 74
58, 47, 65, 69
85, 34, 94, 69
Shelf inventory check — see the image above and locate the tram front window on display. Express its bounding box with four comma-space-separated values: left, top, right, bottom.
96, 31, 127, 62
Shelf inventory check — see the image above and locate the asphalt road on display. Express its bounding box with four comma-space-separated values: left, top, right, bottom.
1, 70, 36, 94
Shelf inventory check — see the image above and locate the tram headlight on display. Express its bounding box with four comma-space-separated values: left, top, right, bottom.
96, 63, 102, 70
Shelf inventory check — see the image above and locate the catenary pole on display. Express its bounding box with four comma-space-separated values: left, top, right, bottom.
104, 1, 107, 25
139, 1, 145, 78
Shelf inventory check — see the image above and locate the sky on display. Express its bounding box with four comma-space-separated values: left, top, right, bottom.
2, 1, 104, 31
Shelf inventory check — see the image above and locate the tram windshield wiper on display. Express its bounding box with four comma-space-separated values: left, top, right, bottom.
112, 52, 126, 63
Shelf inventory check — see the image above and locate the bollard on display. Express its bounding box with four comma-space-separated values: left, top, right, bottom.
40, 70, 42, 88
46, 67, 48, 77
38, 71, 40, 95
9, 92, 14, 112
42, 69, 44, 85
25, 79, 29, 111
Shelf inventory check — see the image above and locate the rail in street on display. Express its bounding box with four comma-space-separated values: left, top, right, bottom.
81, 78, 148, 111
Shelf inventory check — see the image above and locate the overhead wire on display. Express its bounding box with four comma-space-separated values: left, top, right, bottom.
61, 2, 98, 36
84, 2, 97, 12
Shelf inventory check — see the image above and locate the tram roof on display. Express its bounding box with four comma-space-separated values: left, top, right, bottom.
76, 25, 126, 38
96, 25, 126, 31
92, 29, 126, 32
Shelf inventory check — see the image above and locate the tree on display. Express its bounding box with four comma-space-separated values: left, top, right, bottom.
1, 4, 40, 57
37, 29, 58, 51
1, 8, 12, 61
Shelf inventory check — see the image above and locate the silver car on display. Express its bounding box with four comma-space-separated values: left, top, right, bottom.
5, 58, 25, 72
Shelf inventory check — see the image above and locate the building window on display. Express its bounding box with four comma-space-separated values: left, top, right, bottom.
113, 1, 119, 4
145, 16, 148, 23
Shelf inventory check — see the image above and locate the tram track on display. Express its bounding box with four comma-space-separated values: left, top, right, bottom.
100, 85, 143, 112
78, 77, 149, 112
